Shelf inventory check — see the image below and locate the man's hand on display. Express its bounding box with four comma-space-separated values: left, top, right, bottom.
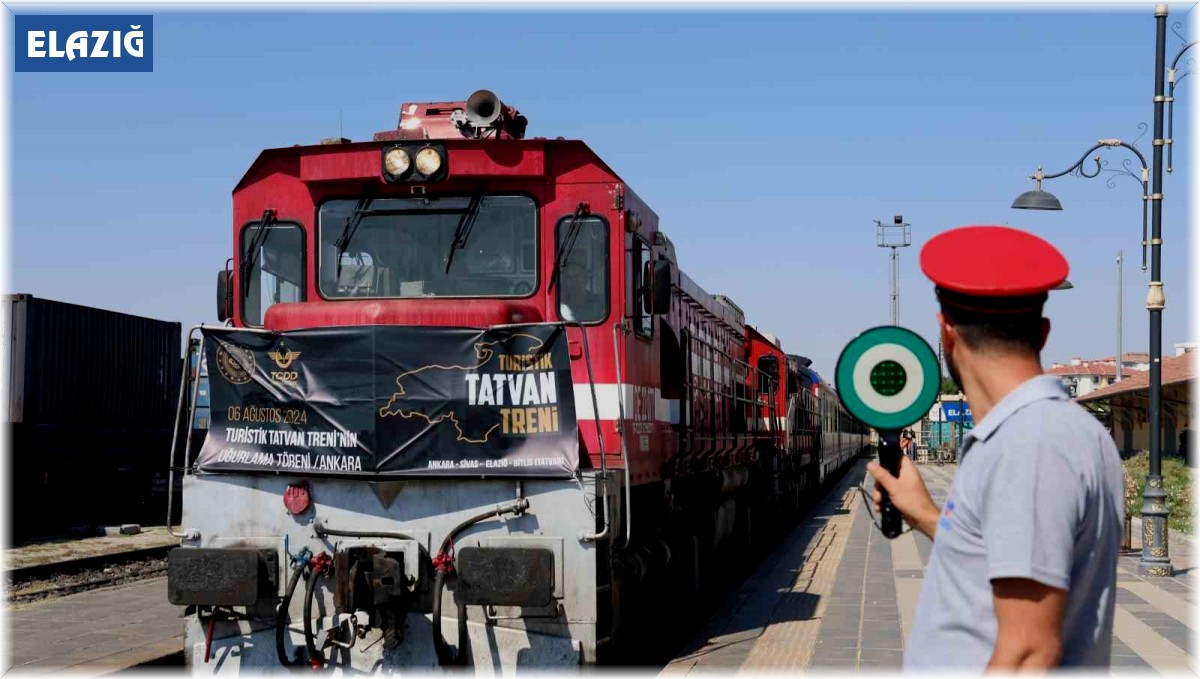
866, 456, 940, 540
987, 578, 1066, 670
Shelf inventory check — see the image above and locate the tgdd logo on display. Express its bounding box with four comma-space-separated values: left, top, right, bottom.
16, 15, 152, 73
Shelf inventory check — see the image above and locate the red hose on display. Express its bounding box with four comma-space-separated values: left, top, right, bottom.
205, 612, 216, 663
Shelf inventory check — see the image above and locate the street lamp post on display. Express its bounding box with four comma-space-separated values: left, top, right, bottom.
1011, 5, 1193, 577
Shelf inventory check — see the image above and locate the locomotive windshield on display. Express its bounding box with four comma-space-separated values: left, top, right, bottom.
318, 195, 537, 298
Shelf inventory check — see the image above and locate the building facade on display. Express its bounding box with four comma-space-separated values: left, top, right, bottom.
1093, 352, 1153, 374
1046, 360, 1119, 398
1076, 353, 1194, 460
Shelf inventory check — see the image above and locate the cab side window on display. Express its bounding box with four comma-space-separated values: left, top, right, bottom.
556, 215, 608, 323
631, 237, 653, 337
241, 221, 304, 327
757, 355, 779, 396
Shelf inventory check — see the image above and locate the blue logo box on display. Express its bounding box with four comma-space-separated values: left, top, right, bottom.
15, 15, 153, 72
941, 402, 973, 424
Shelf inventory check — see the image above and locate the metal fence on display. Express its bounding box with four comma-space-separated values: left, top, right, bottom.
915, 421, 971, 464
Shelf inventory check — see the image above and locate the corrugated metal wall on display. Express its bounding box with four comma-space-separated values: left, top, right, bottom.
4, 294, 185, 538
5, 294, 180, 425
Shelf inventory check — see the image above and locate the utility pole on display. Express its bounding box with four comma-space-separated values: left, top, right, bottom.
1117, 250, 1124, 382
876, 215, 911, 326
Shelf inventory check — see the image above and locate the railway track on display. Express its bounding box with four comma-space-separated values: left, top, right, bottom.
4, 544, 176, 606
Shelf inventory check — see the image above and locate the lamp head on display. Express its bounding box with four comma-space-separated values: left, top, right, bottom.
1011, 189, 1063, 211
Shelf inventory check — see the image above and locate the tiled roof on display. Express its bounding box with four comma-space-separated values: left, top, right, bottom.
1045, 363, 1118, 377
1095, 352, 1151, 362
1075, 353, 1195, 403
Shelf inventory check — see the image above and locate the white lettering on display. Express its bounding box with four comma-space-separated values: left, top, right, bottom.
465, 373, 479, 405
539, 372, 557, 404
506, 374, 523, 405
27, 31, 46, 57
302, 430, 359, 448
522, 374, 539, 405
89, 30, 109, 57
65, 31, 88, 61
48, 31, 65, 58
124, 25, 143, 57
477, 374, 494, 405
491, 374, 506, 405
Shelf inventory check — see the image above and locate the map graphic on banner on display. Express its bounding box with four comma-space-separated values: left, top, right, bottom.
195, 324, 578, 478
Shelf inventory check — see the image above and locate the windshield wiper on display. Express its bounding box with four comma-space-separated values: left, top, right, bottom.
241, 209, 277, 297
444, 192, 485, 274
334, 197, 372, 278
549, 203, 590, 291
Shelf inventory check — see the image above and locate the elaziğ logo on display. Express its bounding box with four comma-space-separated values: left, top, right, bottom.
16, 15, 153, 73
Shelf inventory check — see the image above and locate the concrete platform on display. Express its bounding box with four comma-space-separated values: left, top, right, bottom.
5, 526, 178, 572
4, 577, 182, 674
664, 457, 1198, 674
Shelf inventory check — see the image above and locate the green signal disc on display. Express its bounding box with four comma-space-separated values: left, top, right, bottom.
870, 360, 907, 396
835, 326, 940, 430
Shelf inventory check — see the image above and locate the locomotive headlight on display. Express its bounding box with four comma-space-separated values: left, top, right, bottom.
382, 142, 446, 183
414, 147, 443, 176
383, 148, 411, 176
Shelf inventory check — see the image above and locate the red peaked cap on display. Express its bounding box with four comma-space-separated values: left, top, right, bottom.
920, 225, 1069, 298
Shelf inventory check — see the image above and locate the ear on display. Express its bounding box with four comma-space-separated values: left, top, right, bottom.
1038, 317, 1051, 352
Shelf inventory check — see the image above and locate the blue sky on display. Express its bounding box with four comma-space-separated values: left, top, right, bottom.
9, 8, 1193, 376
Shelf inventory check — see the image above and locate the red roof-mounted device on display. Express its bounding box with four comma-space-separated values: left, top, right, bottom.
374, 89, 528, 142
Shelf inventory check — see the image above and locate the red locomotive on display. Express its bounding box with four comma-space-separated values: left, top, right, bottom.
168, 90, 867, 670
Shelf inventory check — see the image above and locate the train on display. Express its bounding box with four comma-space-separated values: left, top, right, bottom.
165, 90, 869, 670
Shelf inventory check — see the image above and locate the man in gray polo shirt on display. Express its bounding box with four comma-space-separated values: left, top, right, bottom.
867, 225, 1123, 670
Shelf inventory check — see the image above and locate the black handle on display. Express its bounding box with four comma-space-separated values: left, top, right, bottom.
877, 430, 904, 539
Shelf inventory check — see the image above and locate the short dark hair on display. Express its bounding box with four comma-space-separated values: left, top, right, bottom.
942, 306, 1044, 355
935, 287, 1046, 356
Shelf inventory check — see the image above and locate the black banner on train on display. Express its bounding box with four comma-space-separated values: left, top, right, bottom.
194, 324, 578, 478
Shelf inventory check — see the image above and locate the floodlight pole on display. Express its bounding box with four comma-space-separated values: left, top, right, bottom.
890, 247, 899, 325
876, 216, 912, 326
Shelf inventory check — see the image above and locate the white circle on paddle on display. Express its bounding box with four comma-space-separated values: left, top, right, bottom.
852, 343, 925, 414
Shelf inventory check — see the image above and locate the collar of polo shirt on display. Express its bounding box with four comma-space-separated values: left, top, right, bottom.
962, 374, 1070, 448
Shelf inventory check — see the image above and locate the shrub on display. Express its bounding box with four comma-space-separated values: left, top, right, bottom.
1123, 451, 1194, 534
